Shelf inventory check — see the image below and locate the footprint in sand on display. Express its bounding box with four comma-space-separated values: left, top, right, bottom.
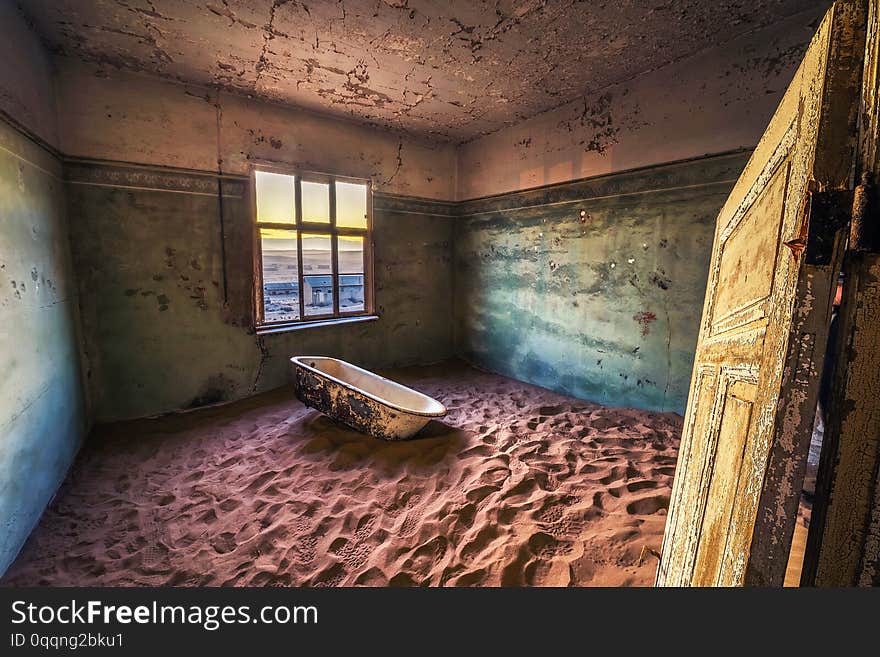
453, 567, 488, 586
330, 537, 372, 570
466, 484, 501, 504
399, 509, 422, 537
218, 498, 241, 512
626, 494, 670, 515
156, 494, 175, 506
626, 480, 658, 493
353, 566, 388, 586
449, 502, 478, 531
528, 531, 574, 558
389, 572, 420, 587
210, 532, 237, 554
460, 524, 501, 561
598, 464, 627, 485
406, 536, 448, 575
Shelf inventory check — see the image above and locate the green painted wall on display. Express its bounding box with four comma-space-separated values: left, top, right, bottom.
0, 120, 88, 572
65, 162, 455, 423
454, 153, 750, 414
67, 153, 748, 422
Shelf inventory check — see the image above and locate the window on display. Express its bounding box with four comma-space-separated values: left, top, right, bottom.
252, 167, 373, 328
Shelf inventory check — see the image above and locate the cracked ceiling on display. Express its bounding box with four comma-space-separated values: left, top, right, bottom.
21, 0, 830, 143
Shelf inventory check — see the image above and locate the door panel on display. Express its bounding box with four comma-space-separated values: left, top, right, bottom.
710, 162, 789, 336
657, 0, 867, 587
691, 376, 757, 586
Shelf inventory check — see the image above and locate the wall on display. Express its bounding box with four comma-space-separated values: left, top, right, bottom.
0, 4, 88, 573
455, 152, 749, 414
456, 7, 825, 200
54, 58, 457, 200
0, 0, 58, 147
66, 161, 455, 422
50, 56, 459, 423
450, 7, 825, 411
7, 0, 822, 431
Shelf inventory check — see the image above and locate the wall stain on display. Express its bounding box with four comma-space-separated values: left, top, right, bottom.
633, 310, 657, 337
455, 157, 729, 414
649, 270, 672, 290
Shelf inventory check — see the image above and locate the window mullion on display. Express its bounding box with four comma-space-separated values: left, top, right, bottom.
295, 177, 305, 322
366, 182, 374, 315
330, 177, 340, 318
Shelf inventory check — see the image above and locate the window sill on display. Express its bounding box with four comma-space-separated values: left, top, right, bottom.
255, 315, 379, 335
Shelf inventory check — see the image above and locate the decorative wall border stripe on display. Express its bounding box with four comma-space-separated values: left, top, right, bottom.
0, 116, 63, 179
5, 112, 752, 217
456, 150, 752, 217
373, 192, 458, 217
63, 161, 246, 198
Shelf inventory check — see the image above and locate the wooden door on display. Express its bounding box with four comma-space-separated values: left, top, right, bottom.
803, 0, 880, 587
657, 0, 868, 587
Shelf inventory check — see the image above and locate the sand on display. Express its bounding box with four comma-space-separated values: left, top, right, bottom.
2, 361, 682, 587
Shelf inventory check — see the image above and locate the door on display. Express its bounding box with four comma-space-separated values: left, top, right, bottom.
657, 0, 868, 587
803, 0, 880, 587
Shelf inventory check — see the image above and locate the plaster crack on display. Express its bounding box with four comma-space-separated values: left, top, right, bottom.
252, 337, 270, 394
382, 140, 404, 186
662, 303, 672, 410
207, 0, 258, 29
255, 0, 294, 87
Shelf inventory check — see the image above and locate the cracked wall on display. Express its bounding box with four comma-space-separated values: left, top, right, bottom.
456, 6, 826, 199
65, 161, 455, 422
4, 2, 836, 428
54, 58, 457, 200
454, 152, 750, 414
20, 1, 832, 143
43, 2, 829, 202
49, 55, 458, 423
0, 5, 88, 573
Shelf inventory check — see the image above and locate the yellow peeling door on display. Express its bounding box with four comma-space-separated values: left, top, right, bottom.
657, 0, 868, 587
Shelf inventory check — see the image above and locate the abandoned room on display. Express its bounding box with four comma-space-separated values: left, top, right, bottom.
1, 0, 879, 589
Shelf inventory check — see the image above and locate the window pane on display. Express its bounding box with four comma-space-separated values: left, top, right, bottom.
302, 233, 333, 316
260, 228, 299, 322
255, 171, 295, 224
339, 275, 365, 313
301, 181, 330, 224
338, 236, 365, 313
338, 236, 364, 273
336, 181, 368, 228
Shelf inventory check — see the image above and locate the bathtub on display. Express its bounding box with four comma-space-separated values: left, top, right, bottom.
290, 356, 447, 440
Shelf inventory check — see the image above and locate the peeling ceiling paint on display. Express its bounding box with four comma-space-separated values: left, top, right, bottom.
20, 0, 830, 143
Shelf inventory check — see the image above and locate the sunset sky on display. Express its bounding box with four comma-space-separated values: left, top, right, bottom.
255, 170, 367, 229
260, 230, 364, 252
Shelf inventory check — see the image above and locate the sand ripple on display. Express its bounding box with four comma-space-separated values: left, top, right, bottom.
2, 362, 681, 587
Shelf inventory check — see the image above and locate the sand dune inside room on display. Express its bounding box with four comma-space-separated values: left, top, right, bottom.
2, 363, 681, 587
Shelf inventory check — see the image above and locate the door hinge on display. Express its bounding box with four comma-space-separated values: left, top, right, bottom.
803, 189, 853, 265
850, 172, 879, 253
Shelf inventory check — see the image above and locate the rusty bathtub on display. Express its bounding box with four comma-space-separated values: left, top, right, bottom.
290, 356, 447, 440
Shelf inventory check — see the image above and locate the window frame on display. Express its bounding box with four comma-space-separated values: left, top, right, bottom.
251, 163, 375, 330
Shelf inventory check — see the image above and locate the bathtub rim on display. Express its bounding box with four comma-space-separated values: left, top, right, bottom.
290, 356, 448, 418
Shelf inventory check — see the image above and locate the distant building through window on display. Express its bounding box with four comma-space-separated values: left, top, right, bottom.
253, 168, 372, 327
